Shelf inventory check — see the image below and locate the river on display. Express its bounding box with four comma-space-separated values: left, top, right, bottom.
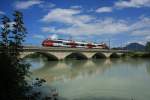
25, 57, 150, 100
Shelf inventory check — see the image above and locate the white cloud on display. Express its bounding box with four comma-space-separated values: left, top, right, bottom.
129, 17, 150, 39
115, 0, 150, 8
49, 34, 58, 40
32, 34, 45, 39
63, 19, 127, 35
41, 8, 80, 23
131, 29, 150, 36
70, 5, 82, 9
38, 2, 55, 10
130, 17, 150, 30
41, 8, 94, 26
15, 0, 42, 9
0, 11, 5, 15
95, 0, 150, 13
96, 7, 112, 13
41, 8, 129, 36
146, 36, 150, 40
41, 18, 129, 36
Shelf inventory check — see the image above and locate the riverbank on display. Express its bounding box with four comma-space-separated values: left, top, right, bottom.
122, 52, 150, 58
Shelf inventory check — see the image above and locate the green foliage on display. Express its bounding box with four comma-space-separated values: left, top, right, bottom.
0, 11, 30, 100
0, 11, 56, 100
0, 16, 10, 52
124, 52, 150, 58
145, 41, 150, 52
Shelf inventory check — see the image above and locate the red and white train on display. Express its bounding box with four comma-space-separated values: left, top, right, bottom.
42, 38, 109, 49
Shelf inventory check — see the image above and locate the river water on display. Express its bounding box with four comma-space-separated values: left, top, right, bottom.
26, 57, 150, 100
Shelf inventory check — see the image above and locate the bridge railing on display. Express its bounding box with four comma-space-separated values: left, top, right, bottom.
22, 46, 129, 53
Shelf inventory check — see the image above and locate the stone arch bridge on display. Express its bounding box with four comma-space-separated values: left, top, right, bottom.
20, 47, 128, 60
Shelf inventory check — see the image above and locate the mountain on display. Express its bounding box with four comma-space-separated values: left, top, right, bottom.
124, 43, 145, 51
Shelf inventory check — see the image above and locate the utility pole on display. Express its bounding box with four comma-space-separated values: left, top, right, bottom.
121, 41, 123, 50
109, 39, 110, 50
69, 35, 73, 41
135, 43, 137, 52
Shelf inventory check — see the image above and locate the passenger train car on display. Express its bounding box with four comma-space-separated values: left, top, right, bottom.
42, 38, 109, 49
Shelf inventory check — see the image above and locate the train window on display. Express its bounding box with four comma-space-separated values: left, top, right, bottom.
55, 41, 62, 43
81, 44, 85, 46
63, 43, 68, 45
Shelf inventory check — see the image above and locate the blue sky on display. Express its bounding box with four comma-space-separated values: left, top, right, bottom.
0, 0, 150, 47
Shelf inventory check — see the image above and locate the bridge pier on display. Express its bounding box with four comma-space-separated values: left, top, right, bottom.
102, 53, 112, 58
82, 52, 95, 59
47, 52, 72, 60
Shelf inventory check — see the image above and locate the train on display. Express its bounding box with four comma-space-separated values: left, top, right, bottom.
42, 38, 109, 49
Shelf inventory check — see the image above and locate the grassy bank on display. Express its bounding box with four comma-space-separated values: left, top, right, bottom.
123, 52, 150, 58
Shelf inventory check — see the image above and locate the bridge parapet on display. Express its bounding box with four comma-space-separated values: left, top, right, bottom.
23, 47, 128, 53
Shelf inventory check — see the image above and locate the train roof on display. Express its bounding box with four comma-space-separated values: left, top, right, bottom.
44, 38, 106, 45
75, 41, 88, 44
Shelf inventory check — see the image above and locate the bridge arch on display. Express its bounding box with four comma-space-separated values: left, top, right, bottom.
23, 52, 58, 61
65, 52, 88, 60
92, 52, 107, 59
110, 53, 120, 58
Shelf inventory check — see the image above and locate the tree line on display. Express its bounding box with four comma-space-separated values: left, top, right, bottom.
145, 42, 150, 52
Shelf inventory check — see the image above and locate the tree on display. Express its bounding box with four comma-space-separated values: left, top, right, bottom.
0, 11, 30, 100
145, 41, 150, 52
0, 11, 49, 100
0, 16, 10, 52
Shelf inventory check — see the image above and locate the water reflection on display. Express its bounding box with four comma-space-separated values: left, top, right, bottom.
92, 59, 112, 66
24, 57, 46, 70
146, 62, 150, 75
27, 57, 150, 100
31, 58, 150, 82
32, 59, 109, 83
65, 60, 87, 68
59, 96, 133, 100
